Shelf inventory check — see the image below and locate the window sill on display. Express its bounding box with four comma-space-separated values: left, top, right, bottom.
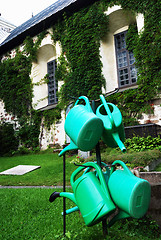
38, 103, 58, 111
118, 84, 138, 92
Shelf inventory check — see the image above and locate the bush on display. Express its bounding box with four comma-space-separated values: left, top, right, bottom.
0, 123, 19, 156
87, 149, 161, 169
18, 122, 40, 149
125, 136, 161, 152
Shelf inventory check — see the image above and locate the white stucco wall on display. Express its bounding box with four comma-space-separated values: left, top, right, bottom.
30, 31, 66, 148
138, 98, 161, 126
31, 33, 61, 110
39, 111, 66, 149
100, 6, 137, 93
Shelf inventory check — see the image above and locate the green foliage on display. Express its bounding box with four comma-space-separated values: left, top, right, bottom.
0, 123, 19, 156
118, 216, 160, 239
52, 0, 161, 124
0, 34, 59, 153
17, 110, 42, 150
155, 163, 161, 171
107, 0, 161, 125
42, 107, 61, 130
23, 31, 48, 62
18, 122, 40, 149
52, 2, 109, 106
1, 0, 161, 149
0, 50, 32, 118
91, 135, 161, 168
88, 149, 161, 168
106, 89, 141, 126
125, 136, 161, 152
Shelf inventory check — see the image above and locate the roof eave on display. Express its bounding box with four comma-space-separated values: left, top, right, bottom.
0, 0, 98, 56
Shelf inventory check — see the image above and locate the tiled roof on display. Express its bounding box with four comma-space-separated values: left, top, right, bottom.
1, 0, 77, 45
0, 0, 81, 54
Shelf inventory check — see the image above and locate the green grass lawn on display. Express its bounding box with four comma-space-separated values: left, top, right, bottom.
0, 188, 160, 240
0, 152, 161, 239
0, 152, 77, 186
0, 150, 160, 186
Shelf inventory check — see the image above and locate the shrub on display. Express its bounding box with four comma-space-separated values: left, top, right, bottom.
0, 123, 19, 156
125, 136, 161, 152
87, 149, 161, 169
18, 122, 40, 150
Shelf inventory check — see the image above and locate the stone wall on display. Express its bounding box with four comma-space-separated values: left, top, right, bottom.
140, 172, 161, 230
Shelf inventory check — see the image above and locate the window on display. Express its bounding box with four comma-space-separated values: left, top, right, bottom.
47, 60, 58, 105
114, 31, 137, 88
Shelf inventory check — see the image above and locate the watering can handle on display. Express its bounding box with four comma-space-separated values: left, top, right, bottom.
83, 161, 110, 175
100, 95, 114, 127
110, 160, 133, 176
74, 96, 92, 112
70, 162, 109, 196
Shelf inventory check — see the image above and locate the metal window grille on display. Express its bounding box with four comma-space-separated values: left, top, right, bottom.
47, 60, 58, 105
114, 31, 137, 88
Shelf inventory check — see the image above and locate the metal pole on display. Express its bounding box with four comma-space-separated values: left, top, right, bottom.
63, 152, 66, 236
92, 100, 108, 236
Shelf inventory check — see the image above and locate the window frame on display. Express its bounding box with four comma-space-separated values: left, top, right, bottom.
114, 30, 137, 88
47, 59, 58, 105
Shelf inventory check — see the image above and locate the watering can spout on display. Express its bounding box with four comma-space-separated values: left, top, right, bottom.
60, 192, 77, 204
112, 132, 126, 153
96, 95, 126, 152
59, 141, 78, 157
49, 191, 77, 205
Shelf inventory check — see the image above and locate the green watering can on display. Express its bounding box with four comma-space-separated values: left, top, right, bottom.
107, 160, 151, 227
59, 96, 103, 156
49, 162, 116, 226
83, 161, 110, 186
96, 95, 126, 152
60, 162, 111, 217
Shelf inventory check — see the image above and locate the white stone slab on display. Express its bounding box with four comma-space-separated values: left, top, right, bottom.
0, 165, 41, 175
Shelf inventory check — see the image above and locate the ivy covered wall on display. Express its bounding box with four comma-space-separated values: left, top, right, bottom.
106, 0, 161, 125
0, 0, 161, 150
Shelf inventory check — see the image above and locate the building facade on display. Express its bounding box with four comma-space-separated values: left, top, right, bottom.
0, 0, 160, 149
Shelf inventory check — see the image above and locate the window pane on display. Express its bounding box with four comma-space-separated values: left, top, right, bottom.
130, 66, 137, 83
118, 51, 128, 68
115, 31, 137, 88
119, 68, 129, 86
47, 60, 57, 105
129, 51, 135, 65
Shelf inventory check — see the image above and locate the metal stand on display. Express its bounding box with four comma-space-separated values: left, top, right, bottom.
63, 151, 66, 236
92, 100, 108, 237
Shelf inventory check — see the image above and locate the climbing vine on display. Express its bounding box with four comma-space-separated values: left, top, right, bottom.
0, 32, 53, 150
51, 0, 161, 124
23, 31, 48, 62
0, 0, 161, 152
105, 0, 161, 125
52, 2, 109, 106
0, 49, 33, 119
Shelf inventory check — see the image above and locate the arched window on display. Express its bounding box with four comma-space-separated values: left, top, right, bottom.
114, 31, 137, 87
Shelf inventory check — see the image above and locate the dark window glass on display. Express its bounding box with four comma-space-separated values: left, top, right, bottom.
115, 31, 137, 88
47, 60, 58, 105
